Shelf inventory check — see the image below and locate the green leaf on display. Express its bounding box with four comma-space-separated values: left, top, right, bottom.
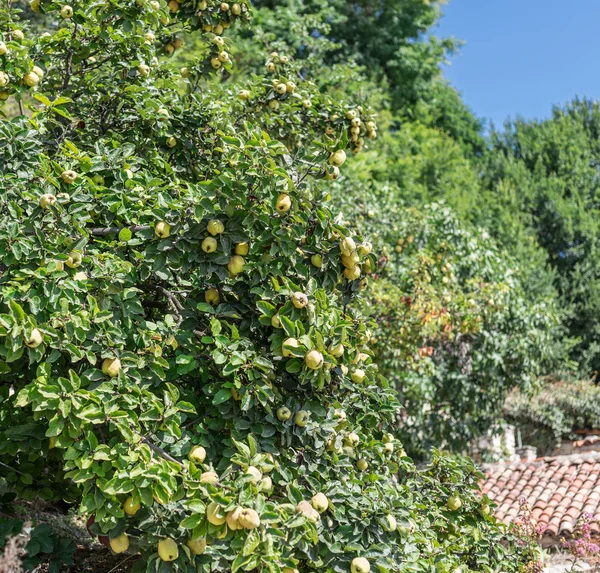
212, 388, 231, 405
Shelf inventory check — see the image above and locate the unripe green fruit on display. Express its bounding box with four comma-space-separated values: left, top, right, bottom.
227, 255, 245, 276
157, 538, 179, 562
342, 251, 360, 268
60, 4, 73, 18
305, 349, 324, 370
291, 292, 308, 308
234, 242, 249, 255
294, 410, 309, 427
326, 165, 340, 180
123, 496, 141, 516
351, 369, 366, 384
226, 506, 243, 530
383, 514, 397, 532
200, 471, 219, 485
344, 432, 359, 447
206, 502, 226, 525
40, 194, 56, 209
238, 508, 261, 529
329, 149, 347, 167
110, 534, 129, 554
276, 193, 291, 212
102, 357, 121, 378
311, 254, 323, 268
245, 465, 262, 483
277, 406, 292, 421
356, 458, 368, 471
329, 343, 344, 358
282, 337, 299, 357
351, 557, 370, 573
296, 500, 320, 523
188, 446, 206, 463
155, 221, 171, 238
311, 492, 329, 513
65, 251, 82, 268
258, 476, 272, 492
24, 72, 40, 87
25, 328, 43, 348
186, 537, 207, 555
344, 266, 361, 280
205, 288, 220, 305
61, 170, 77, 184
207, 219, 224, 235
340, 236, 356, 256
357, 242, 372, 256
447, 495, 462, 511
202, 237, 217, 253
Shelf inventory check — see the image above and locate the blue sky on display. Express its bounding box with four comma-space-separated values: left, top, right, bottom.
435, 0, 600, 130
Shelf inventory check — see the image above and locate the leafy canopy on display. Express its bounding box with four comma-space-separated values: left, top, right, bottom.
0, 0, 535, 572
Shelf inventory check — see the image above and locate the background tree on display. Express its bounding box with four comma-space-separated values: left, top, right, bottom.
480, 99, 600, 374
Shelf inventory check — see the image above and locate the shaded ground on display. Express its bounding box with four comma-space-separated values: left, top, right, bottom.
1, 496, 139, 572
40, 547, 138, 573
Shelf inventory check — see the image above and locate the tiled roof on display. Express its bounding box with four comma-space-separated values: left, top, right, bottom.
574, 435, 600, 449
482, 452, 600, 536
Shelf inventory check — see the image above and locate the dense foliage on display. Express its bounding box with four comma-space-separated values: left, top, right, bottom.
505, 376, 600, 455
0, 0, 540, 571
221, 0, 566, 461
480, 99, 600, 374
366, 205, 560, 457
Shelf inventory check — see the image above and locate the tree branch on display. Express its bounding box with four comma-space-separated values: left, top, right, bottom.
90, 225, 150, 236
63, 23, 79, 90
157, 286, 184, 325
141, 436, 183, 468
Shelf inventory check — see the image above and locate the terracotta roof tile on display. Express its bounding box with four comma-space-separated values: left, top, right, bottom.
482, 452, 600, 536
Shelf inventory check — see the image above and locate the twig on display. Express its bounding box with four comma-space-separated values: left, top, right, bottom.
141, 436, 183, 468
63, 23, 79, 90
157, 286, 184, 326
0, 460, 27, 477
90, 225, 150, 236
106, 554, 137, 573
